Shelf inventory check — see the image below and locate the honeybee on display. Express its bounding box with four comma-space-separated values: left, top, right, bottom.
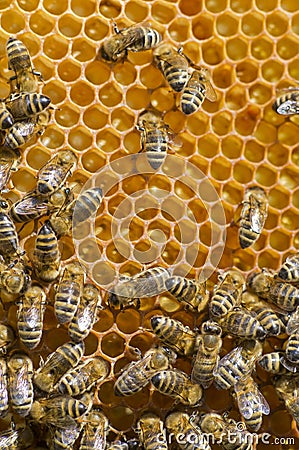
180, 67, 217, 115
165, 276, 209, 311
17, 284, 46, 349
237, 186, 268, 249
272, 87, 299, 115
0, 426, 24, 450
51, 422, 83, 450
285, 306, 299, 364
3, 119, 36, 150
151, 368, 202, 406
54, 261, 85, 324
150, 315, 198, 356
108, 266, 170, 309
6, 36, 42, 93
106, 442, 129, 450
137, 110, 180, 170
191, 321, 222, 388
209, 268, 245, 318
278, 253, 299, 282
57, 356, 109, 396
30, 394, 91, 428
0, 147, 20, 192
114, 346, 176, 396
99, 23, 162, 63
11, 187, 71, 223
274, 376, 299, 427
136, 412, 168, 450
247, 268, 299, 312
79, 409, 109, 450
34, 340, 84, 392
0, 197, 22, 263
218, 307, 266, 339
0, 103, 13, 130
5, 93, 51, 120
0, 324, 15, 355
0, 358, 8, 418
0, 259, 31, 294
257, 351, 297, 375
199, 412, 253, 450
37, 149, 77, 196
153, 44, 189, 92
68, 283, 102, 342
241, 291, 284, 337
213, 339, 263, 390
234, 375, 270, 431
165, 411, 211, 450
33, 221, 61, 282
7, 352, 34, 417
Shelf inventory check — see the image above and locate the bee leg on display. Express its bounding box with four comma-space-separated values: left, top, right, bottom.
135, 298, 141, 309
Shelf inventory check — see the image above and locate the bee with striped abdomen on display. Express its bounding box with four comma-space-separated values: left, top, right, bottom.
3, 118, 36, 150
165, 276, 209, 311
57, 356, 109, 396
34, 340, 84, 392
99, 23, 162, 63
79, 409, 109, 450
237, 186, 268, 249
68, 283, 102, 342
0, 358, 8, 418
0, 324, 15, 355
17, 284, 46, 349
218, 306, 266, 339
180, 67, 217, 115
257, 351, 297, 375
153, 44, 189, 92
51, 422, 83, 450
213, 339, 263, 390
151, 368, 202, 406
137, 110, 180, 170
54, 261, 85, 325
209, 268, 245, 318
6, 36, 42, 93
191, 321, 222, 388
0, 197, 22, 263
278, 253, 299, 282
33, 221, 61, 282
5, 93, 51, 120
234, 375, 270, 431
165, 411, 211, 450
150, 315, 198, 356
136, 412, 168, 450
0, 102, 13, 130
241, 291, 284, 337
131, 266, 170, 298
7, 352, 34, 417
37, 149, 77, 197
247, 268, 299, 312
272, 87, 299, 115
11, 186, 71, 224
114, 346, 176, 397
285, 306, 299, 364
30, 394, 91, 429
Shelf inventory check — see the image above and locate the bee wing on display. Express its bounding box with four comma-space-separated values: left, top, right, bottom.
166, 129, 182, 148
286, 314, 299, 334
213, 346, 243, 375
0, 430, 19, 446
75, 305, 95, 331
276, 87, 299, 95
205, 81, 217, 102
12, 364, 31, 405
13, 194, 49, 214
0, 161, 12, 191
249, 197, 266, 234
39, 397, 78, 428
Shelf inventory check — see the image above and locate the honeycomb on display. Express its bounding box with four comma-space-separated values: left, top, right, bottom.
0, 0, 298, 448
